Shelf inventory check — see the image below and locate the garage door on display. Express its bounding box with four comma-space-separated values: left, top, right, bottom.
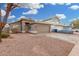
31, 24, 50, 33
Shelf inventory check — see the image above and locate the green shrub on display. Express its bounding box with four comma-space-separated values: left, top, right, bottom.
11, 28, 20, 33
1, 32, 10, 38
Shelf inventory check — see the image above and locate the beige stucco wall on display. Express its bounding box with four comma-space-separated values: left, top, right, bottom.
50, 25, 64, 31
9, 22, 21, 32
10, 22, 51, 33
31, 23, 50, 33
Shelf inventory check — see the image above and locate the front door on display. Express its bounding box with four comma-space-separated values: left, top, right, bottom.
25, 23, 31, 32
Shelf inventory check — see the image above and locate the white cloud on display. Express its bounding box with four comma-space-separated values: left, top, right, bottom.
66, 3, 71, 5
19, 3, 44, 15
1, 9, 6, 16
28, 3, 44, 9
69, 18, 78, 23
56, 14, 66, 19
50, 3, 56, 5
57, 3, 65, 5
50, 3, 71, 5
8, 15, 15, 19
69, 5, 79, 10
18, 16, 26, 19
50, 3, 65, 5
18, 3, 44, 9
23, 9, 38, 15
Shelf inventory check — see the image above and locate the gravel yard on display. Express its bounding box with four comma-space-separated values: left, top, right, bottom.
0, 33, 74, 56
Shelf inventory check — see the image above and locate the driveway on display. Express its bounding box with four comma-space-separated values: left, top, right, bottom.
44, 33, 79, 56
45, 33, 79, 44
0, 33, 74, 56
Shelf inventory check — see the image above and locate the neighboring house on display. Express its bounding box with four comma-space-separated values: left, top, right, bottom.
63, 25, 72, 30
42, 16, 64, 31
42, 16, 72, 32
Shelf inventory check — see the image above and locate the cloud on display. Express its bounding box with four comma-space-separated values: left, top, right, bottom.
23, 9, 38, 15
19, 3, 44, 15
66, 3, 71, 5
57, 3, 65, 5
50, 3, 71, 5
8, 15, 15, 19
18, 16, 26, 19
1, 9, 6, 16
50, 3, 64, 5
68, 18, 78, 23
56, 14, 66, 19
69, 5, 79, 10
18, 3, 44, 9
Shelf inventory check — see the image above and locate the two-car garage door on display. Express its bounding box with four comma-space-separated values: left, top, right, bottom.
31, 23, 50, 33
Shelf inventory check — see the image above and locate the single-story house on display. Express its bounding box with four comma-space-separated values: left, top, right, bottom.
42, 16, 72, 32
8, 16, 72, 33
9, 18, 51, 33
31, 22, 51, 33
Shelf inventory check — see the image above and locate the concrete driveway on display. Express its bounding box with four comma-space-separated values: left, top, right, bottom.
44, 32, 79, 56
45, 33, 79, 44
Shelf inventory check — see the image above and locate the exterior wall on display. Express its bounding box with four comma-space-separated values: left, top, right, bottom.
50, 25, 64, 31
44, 16, 61, 25
2, 24, 10, 33
63, 26, 72, 30
9, 21, 51, 33
31, 23, 50, 33
21, 21, 26, 33
9, 22, 21, 32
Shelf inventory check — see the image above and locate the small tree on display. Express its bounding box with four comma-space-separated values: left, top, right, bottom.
0, 3, 18, 42
0, 3, 42, 42
71, 19, 79, 29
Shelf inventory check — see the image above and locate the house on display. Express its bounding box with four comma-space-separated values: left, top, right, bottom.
42, 16, 64, 32
9, 16, 72, 33
9, 18, 51, 33
31, 22, 51, 33
42, 16, 72, 32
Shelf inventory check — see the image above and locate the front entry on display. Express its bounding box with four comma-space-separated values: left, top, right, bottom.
25, 23, 31, 32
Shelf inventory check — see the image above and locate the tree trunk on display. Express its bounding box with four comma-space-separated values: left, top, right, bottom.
0, 28, 2, 42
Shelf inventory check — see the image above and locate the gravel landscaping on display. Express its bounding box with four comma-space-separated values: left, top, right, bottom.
0, 33, 74, 56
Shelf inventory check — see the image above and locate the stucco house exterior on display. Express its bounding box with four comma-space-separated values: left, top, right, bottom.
42, 16, 71, 31
8, 16, 72, 33
31, 22, 51, 33
42, 16, 65, 32
9, 18, 51, 33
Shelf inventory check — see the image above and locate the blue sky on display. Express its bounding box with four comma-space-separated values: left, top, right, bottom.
0, 3, 79, 25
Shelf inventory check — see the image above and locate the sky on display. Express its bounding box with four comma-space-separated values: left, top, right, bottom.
0, 3, 79, 25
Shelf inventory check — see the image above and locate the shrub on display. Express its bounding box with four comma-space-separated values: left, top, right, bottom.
11, 28, 20, 33
1, 32, 10, 38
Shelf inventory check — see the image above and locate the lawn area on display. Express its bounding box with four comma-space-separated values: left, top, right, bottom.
0, 33, 74, 56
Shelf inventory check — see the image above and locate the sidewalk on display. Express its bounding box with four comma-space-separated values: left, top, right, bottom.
69, 42, 79, 56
